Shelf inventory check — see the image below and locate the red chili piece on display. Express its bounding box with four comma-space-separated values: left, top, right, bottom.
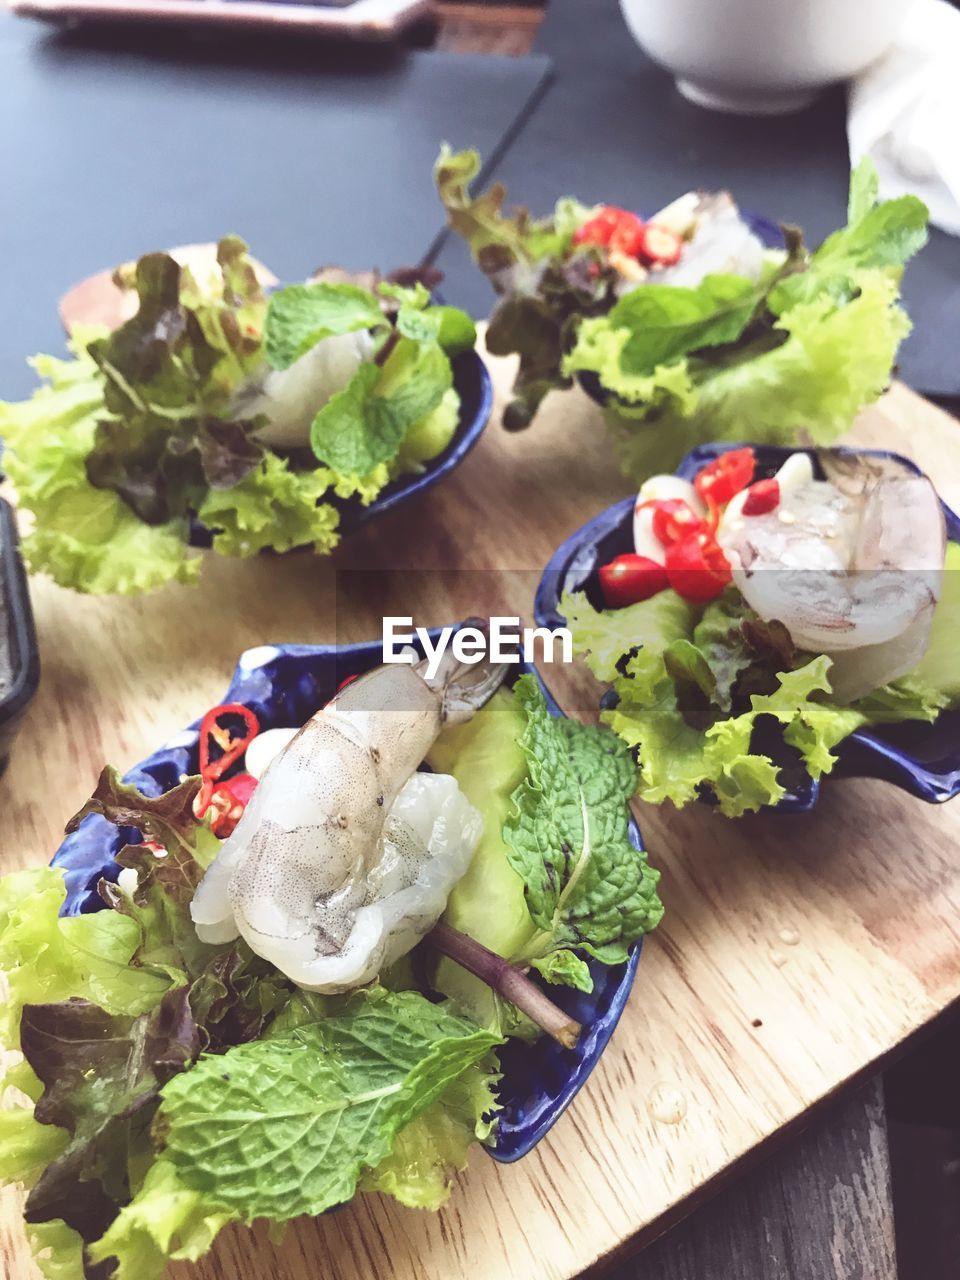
198, 703, 261, 783
609, 211, 646, 258
639, 224, 683, 266
599, 554, 669, 608
203, 773, 259, 839
640, 498, 708, 548
665, 532, 732, 603
573, 206, 625, 248
742, 477, 781, 516
694, 448, 756, 508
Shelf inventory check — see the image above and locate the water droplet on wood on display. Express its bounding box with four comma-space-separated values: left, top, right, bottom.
778, 927, 800, 946
648, 1083, 687, 1125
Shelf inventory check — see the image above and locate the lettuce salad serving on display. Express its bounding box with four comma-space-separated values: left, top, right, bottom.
436, 149, 929, 478
0, 673, 662, 1279
563, 448, 960, 817
0, 239, 476, 595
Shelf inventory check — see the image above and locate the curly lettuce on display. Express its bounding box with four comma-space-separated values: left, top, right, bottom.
566, 164, 927, 479
0, 771, 504, 1279
438, 148, 928, 471
564, 565, 957, 817
1, 244, 472, 594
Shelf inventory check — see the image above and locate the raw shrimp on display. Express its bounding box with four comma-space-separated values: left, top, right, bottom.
235, 329, 376, 451
190, 649, 507, 991
642, 192, 767, 290
717, 453, 946, 703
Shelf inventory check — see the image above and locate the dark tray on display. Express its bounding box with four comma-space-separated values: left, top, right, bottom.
0, 498, 40, 774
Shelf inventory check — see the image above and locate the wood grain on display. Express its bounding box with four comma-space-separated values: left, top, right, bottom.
2, 339, 960, 1280
615, 1080, 895, 1280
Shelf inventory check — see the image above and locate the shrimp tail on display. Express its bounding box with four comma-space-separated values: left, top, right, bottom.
418, 618, 510, 725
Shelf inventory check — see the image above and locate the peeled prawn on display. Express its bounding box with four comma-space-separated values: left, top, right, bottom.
235, 329, 376, 451
717, 453, 946, 703
191, 652, 506, 991
644, 192, 767, 289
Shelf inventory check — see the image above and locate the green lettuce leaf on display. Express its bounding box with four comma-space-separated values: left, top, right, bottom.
566, 572, 956, 817
157, 988, 501, 1220
0, 342, 201, 595
86, 1159, 237, 1280
435, 145, 616, 429
20, 991, 201, 1249
26, 1220, 86, 1280
0, 775, 294, 1275
434, 144, 592, 272
599, 274, 761, 373
84, 241, 268, 523
197, 452, 340, 558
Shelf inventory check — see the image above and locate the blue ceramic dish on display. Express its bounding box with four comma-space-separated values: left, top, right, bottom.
341, 349, 492, 534
189, 348, 492, 547
51, 636, 643, 1162
0, 498, 40, 775
535, 444, 960, 813
577, 210, 783, 411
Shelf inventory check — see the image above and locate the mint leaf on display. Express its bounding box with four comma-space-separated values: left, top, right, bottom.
264, 283, 384, 370
158, 989, 500, 1220
359, 1052, 499, 1209
815, 193, 929, 273
608, 274, 760, 374
396, 305, 443, 344
310, 338, 452, 474
504, 675, 663, 976
529, 949, 593, 992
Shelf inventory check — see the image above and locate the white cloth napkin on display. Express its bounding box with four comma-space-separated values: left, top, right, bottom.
848, 0, 960, 235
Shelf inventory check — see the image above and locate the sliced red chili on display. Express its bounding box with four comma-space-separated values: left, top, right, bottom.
640, 498, 708, 548
196, 772, 259, 837
742, 477, 781, 516
639, 223, 683, 266
694, 448, 756, 508
599, 554, 669, 608
609, 212, 646, 258
198, 703, 260, 783
665, 532, 732, 603
573, 205, 623, 247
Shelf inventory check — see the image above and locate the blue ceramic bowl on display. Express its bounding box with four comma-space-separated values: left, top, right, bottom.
51, 636, 643, 1162
340, 349, 492, 533
0, 498, 40, 775
578, 210, 783, 411
535, 443, 960, 813
190, 349, 492, 547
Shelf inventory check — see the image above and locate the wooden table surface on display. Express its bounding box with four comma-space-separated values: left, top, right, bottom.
3, 339, 960, 1280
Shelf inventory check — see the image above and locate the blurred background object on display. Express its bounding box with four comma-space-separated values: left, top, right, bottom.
10, 0, 437, 43
618, 0, 915, 115
0, 9, 550, 398
848, 0, 960, 235
430, 0, 960, 411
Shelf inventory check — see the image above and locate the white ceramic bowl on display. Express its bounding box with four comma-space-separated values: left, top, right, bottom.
619, 0, 914, 115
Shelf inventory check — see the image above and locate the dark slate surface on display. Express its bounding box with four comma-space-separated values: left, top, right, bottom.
0, 12, 550, 398
431, 0, 960, 403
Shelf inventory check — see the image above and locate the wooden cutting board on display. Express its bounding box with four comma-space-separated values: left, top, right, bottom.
2, 338, 960, 1280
